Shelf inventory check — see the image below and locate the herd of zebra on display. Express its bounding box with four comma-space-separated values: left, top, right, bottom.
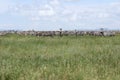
0, 30, 117, 37
34, 31, 116, 37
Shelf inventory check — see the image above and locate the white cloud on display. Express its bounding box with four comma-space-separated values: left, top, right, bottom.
8, 1, 120, 22
49, 0, 60, 6
62, 3, 119, 21
0, 0, 12, 14
65, 0, 80, 2
70, 13, 78, 21
39, 4, 55, 16
9, 3, 56, 21
1, 0, 120, 30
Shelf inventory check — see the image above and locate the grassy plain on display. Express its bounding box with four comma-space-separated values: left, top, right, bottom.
0, 34, 120, 80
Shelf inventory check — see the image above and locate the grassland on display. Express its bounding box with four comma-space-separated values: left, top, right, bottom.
0, 34, 120, 80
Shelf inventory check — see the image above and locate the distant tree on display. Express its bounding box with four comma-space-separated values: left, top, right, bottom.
100, 28, 104, 31
75, 29, 77, 37
59, 28, 62, 37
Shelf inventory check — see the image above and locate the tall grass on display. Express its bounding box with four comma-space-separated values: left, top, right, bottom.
0, 34, 120, 80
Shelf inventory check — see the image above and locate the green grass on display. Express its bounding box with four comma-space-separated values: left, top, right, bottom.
0, 34, 120, 80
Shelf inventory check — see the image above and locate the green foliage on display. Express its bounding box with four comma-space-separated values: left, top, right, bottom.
0, 34, 120, 80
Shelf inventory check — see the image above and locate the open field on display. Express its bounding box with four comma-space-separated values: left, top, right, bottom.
0, 34, 120, 80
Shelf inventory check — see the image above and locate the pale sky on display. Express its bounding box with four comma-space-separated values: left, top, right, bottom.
0, 0, 120, 31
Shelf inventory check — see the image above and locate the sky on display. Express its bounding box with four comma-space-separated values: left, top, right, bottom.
0, 0, 120, 31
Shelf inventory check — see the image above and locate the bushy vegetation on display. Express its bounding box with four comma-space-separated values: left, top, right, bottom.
0, 34, 120, 80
